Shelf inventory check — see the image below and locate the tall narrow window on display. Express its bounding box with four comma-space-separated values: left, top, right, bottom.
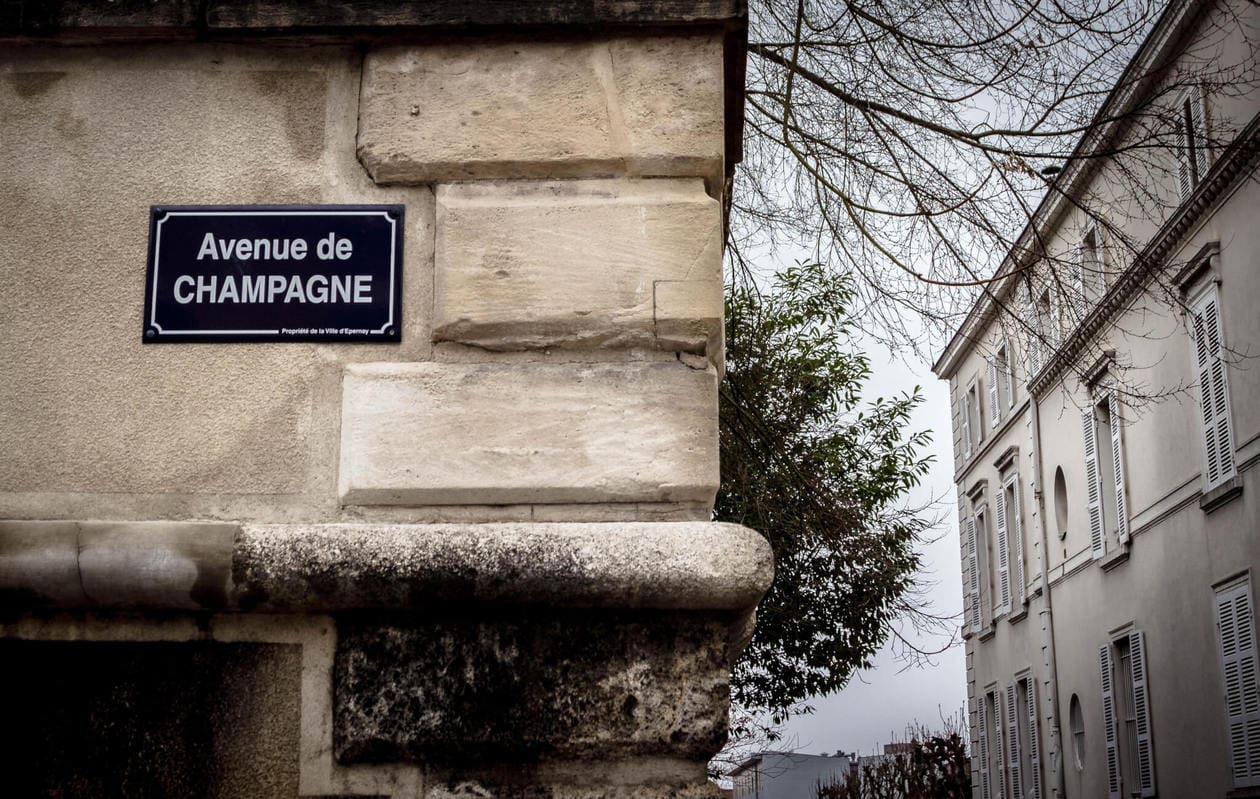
1216, 578, 1260, 788
989, 357, 1002, 428
1084, 390, 1129, 559
1191, 284, 1236, 490
978, 694, 994, 799
964, 507, 982, 635
964, 379, 983, 457
994, 485, 1011, 617
1004, 684, 1024, 799
1012, 676, 1043, 799
1176, 85, 1209, 201
1002, 476, 1026, 607
1079, 226, 1104, 305
1101, 632, 1157, 798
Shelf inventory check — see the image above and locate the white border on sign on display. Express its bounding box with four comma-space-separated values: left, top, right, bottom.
148, 210, 399, 336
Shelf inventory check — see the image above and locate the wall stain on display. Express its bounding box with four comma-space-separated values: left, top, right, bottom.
249, 71, 326, 161
7, 71, 66, 98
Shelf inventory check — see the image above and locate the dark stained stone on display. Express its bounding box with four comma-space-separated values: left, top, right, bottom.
334, 611, 733, 765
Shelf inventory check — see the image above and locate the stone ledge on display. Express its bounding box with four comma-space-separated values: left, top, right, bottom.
3, 1, 744, 37
0, 520, 772, 613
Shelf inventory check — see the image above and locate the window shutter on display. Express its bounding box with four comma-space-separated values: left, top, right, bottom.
1100, 645, 1121, 799
952, 385, 964, 466
1176, 95, 1194, 201
1024, 289, 1042, 374
967, 514, 982, 633
1107, 392, 1130, 545
1129, 631, 1157, 797
979, 698, 994, 799
1083, 408, 1105, 559
989, 359, 1001, 428
962, 390, 974, 459
1217, 583, 1260, 787
1010, 479, 1026, 605
995, 488, 1011, 615
1027, 679, 1043, 799
1005, 685, 1024, 799
1191, 84, 1209, 182
1193, 289, 1235, 488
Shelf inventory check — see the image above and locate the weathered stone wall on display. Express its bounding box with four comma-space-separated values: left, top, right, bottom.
0, 4, 765, 798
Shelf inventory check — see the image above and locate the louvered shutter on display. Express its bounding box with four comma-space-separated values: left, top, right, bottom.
1107, 392, 1130, 544
1083, 408, 1105, 559
1025, 289, 1042, 374
963, 390, 974, 458
967, 514, 982, 633
1100, 645, 1121, 799
1193, 289, 1235, 488
1010, 480, 1026, 605
979, 698, 993, 799
1005, 686, 1023, 799
1027, 679, 1043, 799
953, 385, 964, 467
1176, 94, 1194, 201
1217, 584, 1260, 787
989, 359, 1001, 427
1129, 631, 1156, 797
1191, 84, 1209, 182
995, 488, 1011, 615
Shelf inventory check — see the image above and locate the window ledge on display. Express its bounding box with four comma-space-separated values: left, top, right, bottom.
1226, 786, 1260, 799
1202, 476, 1244, 513
1101, 546, 1130, 572
1008, 607, 1028, 625
978, 626, 996, 643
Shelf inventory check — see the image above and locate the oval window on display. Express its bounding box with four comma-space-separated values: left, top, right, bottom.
1054, 466, 1070, 540
1070, 694, 1085, 770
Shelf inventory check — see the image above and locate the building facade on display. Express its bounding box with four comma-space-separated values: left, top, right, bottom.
934, 2, 1260, 798
730, 752, 852, 799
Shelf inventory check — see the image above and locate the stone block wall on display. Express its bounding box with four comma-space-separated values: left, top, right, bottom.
0, 4, 767, 798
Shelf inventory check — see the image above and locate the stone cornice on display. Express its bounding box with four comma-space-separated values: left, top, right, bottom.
0, 519, 773, 613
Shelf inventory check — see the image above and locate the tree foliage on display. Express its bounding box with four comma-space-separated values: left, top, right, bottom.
716, 261, 934, 720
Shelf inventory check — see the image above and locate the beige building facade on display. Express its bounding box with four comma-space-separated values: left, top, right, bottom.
0, 3, 770, 797
934, 2, 1260, 798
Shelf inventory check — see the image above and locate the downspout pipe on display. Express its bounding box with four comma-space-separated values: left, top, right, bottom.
1030, 397, 1067, 798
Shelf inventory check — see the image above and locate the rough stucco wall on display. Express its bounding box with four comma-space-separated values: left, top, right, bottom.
0, 44, 432, 523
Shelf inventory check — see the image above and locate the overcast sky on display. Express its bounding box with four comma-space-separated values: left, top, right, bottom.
775, 342, 967, 757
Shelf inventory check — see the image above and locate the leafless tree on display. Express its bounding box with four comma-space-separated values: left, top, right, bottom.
732, 0, 1260, 392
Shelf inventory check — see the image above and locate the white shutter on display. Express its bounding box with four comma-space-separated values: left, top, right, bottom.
1083, 408, 1105, 559
1193, 289, 1236, 488
1024, 289, 1042, 374
1009, 479, 1026, 605
1108, 392, 1130, 544
989, 359, 1001, 428
1129, 631, 1157, 797
1176, 93, 1194, 201
967, 514, 982, 633
963, 389, 974, 459
1100, 645, 1121, 799
995, 488, 1011, 615
1027, 679, 1043, 799
1217, 583, 1260, 787
1005, 347, 1016, 408
979, 698, 994, 799
1191, 84, 1209, 182
953, 385, 964, 467
1005, 685, 1023, 799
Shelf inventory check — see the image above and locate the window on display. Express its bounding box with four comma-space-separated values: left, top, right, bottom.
976, 503, 993, 628
1083, 390, 1130, 560
1078, 226, 1105, 305
989, 341, 1015, 427
979, 689, 1002, 799
1100, 631, 1156, 798
1215, 577, 1260, 788
964, 379, 984, 456
1175, 85, 1209, 201
1190, 284, 1236, 491
964, 505, 983, 636
1005, 676, 1043, 799
995, 473, 1026, 615
1069, 694, 1085, 771
1053, 467, 1069, 541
